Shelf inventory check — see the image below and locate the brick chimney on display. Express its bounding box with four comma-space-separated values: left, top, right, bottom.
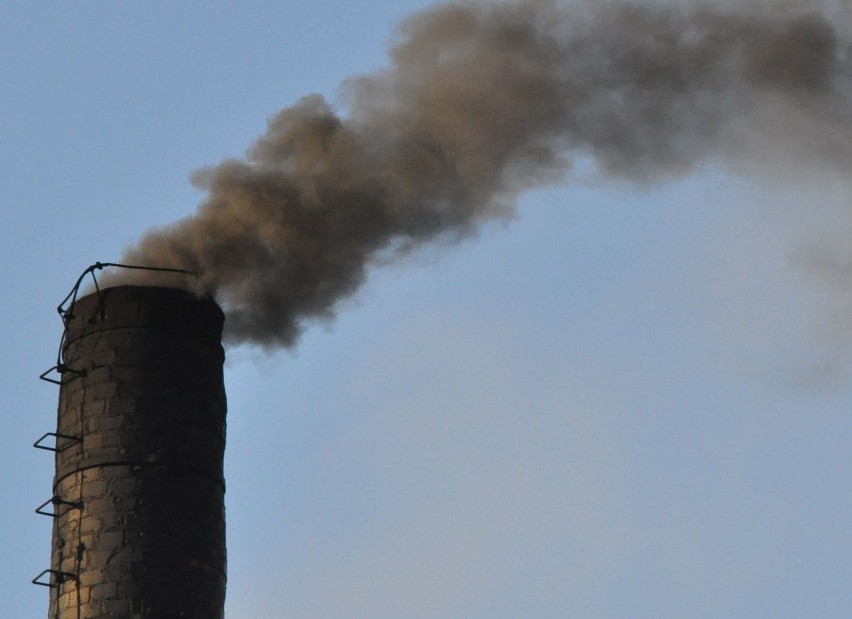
40, 286, 227, 618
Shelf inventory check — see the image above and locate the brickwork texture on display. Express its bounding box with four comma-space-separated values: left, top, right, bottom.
48, 286, 227, 619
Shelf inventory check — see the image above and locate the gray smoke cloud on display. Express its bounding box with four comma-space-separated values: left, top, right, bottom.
110, 0, 852, 347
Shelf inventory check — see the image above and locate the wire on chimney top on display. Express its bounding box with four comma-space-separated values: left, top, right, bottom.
38, 262, 198, 385
57, 261, 197, 322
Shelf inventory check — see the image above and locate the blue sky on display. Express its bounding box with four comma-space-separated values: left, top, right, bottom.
2, 2, 851, 617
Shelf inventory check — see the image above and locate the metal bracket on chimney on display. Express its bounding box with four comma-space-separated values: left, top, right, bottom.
39, 364, 86, 386
33, 432, 81, 453
31, 569, 78, 588
35, 496, 84, 518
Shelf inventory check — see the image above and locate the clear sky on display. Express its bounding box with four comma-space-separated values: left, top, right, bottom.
2, 1, 851, 618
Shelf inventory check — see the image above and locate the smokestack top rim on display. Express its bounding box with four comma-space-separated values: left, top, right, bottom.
62, 284, 225, 350
72, 283, 223, 312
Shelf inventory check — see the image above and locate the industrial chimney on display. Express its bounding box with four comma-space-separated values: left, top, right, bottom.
35, 284, 227, 618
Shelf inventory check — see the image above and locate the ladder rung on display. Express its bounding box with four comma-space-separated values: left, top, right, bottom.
31, 569, 78, 588
33, 432, 80, 452
35, 496, 83, 518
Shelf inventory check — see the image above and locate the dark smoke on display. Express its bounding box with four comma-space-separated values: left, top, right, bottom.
109, 0, 852, 347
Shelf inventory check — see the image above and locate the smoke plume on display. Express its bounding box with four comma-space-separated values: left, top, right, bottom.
111, 0, 852, 347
